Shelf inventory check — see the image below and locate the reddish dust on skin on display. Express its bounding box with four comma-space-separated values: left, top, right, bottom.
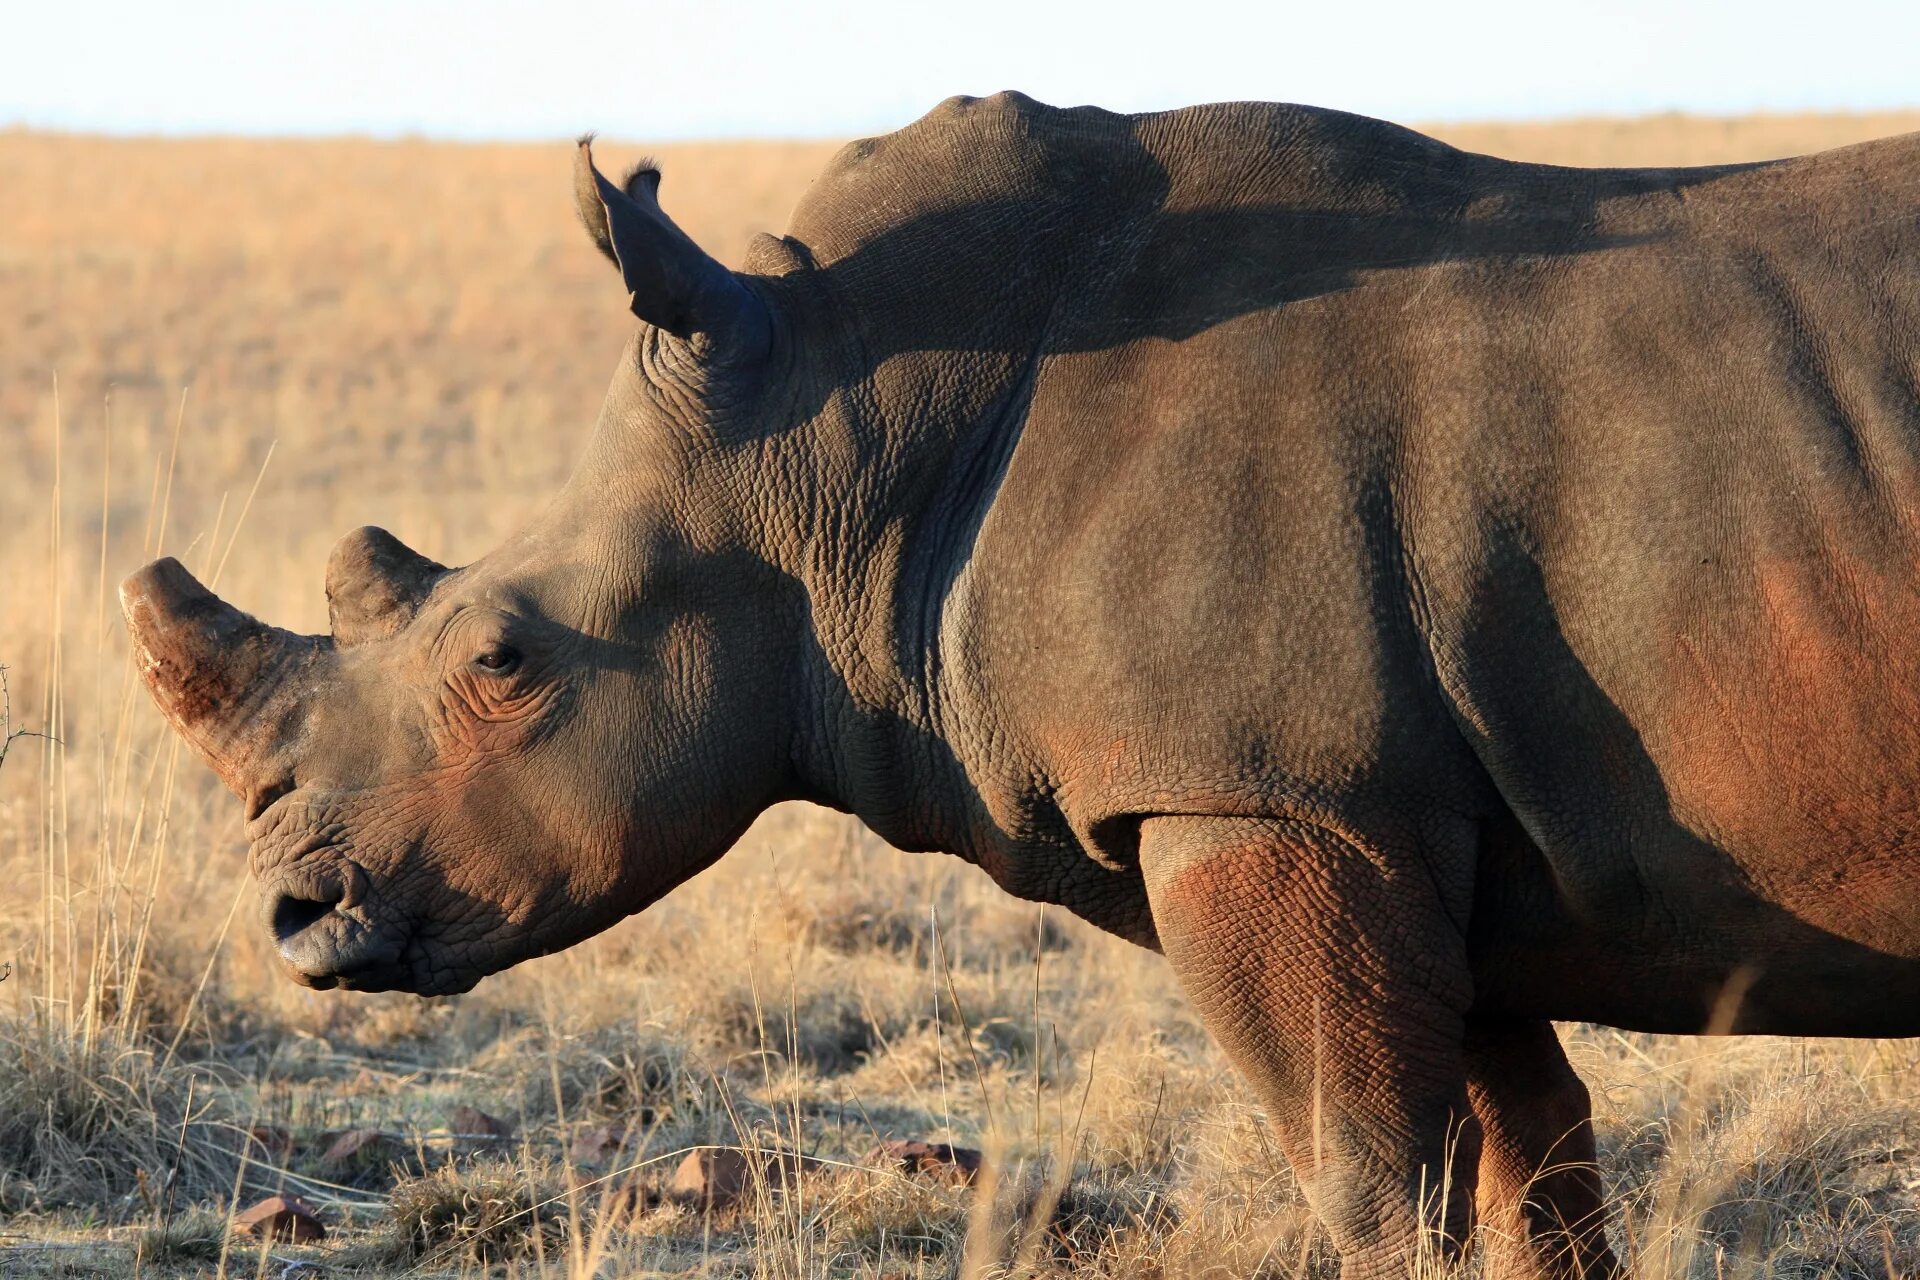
1658, 546, 1920, 941
431, 672, 566, 770
121, 560, 321, 799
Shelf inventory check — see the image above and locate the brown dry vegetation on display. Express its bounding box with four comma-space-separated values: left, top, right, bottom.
5, 109, 1920, 1278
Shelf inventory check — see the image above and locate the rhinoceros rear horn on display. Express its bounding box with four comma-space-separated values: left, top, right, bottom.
120, 557, 325, 804
573, 136, 770, 351
326, 525, 445, 647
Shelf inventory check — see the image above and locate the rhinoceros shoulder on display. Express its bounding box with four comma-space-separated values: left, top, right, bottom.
771, 91, 1505, 326
782, 92, 1487, 275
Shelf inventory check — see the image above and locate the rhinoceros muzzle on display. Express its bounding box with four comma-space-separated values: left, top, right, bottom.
258, 856, 407, 990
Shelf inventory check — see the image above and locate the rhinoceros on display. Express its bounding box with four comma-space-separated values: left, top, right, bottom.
121, 91, 1920, 1277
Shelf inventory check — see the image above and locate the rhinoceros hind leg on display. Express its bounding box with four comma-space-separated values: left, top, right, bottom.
1139, 814, 1481, 1280
1465, 1018, 1621, 1279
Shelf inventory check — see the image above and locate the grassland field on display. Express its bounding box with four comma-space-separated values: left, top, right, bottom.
6, 110, 1920, 1279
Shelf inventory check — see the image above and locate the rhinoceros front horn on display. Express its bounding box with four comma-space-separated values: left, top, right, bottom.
120, 557, 327, 812
325, 526, 445, 647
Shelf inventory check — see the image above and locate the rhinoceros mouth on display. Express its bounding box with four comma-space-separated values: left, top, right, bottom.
270, 911, 488, 997
319, 943, 487, 997
292, 955, 410, 994
253, 829, 503, 996
268, 903, 409, 989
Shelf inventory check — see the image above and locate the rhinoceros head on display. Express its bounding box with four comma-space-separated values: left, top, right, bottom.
120, 141, 814, 995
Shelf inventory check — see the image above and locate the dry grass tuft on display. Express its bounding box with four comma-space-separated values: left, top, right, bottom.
809, 1167, 972, 1266
130, 1210, 226, 1269
375, 1158, 574, 1265
537, 1023, 726, 1129
0, 1020, 244, 1213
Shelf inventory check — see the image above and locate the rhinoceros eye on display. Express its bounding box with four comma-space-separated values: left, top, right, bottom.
472, 644, 521, 674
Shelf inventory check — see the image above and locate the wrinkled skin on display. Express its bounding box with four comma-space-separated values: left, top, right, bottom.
124, 93, 1920, 1276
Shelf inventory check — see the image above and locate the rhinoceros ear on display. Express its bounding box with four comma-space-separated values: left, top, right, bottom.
573, 137, 769, 351
326, 526, 446, 647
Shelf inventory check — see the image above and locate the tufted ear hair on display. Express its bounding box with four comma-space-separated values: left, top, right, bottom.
573, 137, 770, 351
326, 526, 446, 648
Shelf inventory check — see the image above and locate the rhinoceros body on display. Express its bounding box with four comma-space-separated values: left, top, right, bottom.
123, 93, 1920, 1277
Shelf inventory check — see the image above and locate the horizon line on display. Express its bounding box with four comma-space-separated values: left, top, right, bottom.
9, 102, 1920, 149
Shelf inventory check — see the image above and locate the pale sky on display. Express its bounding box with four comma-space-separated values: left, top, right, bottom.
4, 0, 1917, 140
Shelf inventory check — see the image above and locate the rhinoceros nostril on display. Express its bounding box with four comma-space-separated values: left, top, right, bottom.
270, 888, 341, 943
246, 777, 298, 822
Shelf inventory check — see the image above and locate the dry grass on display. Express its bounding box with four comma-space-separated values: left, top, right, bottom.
6, 109, 1920, 1277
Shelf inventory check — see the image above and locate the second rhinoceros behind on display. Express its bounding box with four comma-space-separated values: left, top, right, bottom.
123, 93, 1920, 1278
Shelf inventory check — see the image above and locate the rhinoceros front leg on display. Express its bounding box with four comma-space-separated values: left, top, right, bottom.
1138, 814, 1480, 1279
1465, 1019, 1620, 1279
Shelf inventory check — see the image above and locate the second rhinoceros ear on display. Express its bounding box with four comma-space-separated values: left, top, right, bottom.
573, 137, 769, 351
326, 526, 446, 647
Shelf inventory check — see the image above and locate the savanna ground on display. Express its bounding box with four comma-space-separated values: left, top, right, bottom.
7, 110, 1920, 1279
